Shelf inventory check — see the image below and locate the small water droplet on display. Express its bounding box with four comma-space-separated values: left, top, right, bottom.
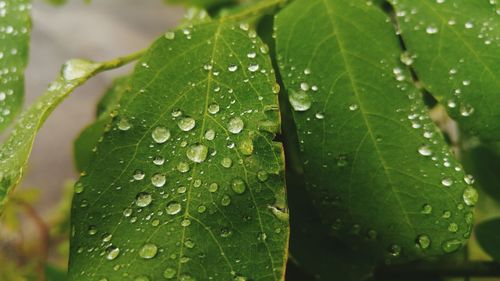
426, 25, 439, 34
136, 192, 152, 207
441, 177, 453, 187
463, 186, 478, 206
178, 117, 196, 131
231, 178, 246, 194
151, 173, 166, 187
228, 64, 238, 72
417, 234, 430, 249
349, 104, 359, 111
208, 103, 220, 114
187, 143, 208, 163
105, 246, 120, 260
118, 118, 131, 131
421, 204, 432, 214
139, 243, 158, 259
442, 239, 462, 253
133, 170, 145, 180
204, 129, 216, 140
388, 244, 401, 257
448, 223, 458, 233
88, 225, 97, 235
153, 156, 165, 166
228, 117, 244, 134
152, 127, 171, 144
209, 183, 219, 192
221, 195, 231, 206
177, 162, 190, 173
163, 268, 176, 279
164, 31, 175, 40
418, 145, 432, 156
257, 170, 269, 182
248, 63, 260, 72
166, 201, 182, 215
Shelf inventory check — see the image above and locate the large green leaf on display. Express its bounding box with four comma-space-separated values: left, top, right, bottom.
0, 53, 142, 214
476, 218, 500, 261
276, 0, 475, 261
69, 17, 288, 281
74, 77, 130, 172
389, 0, 500, 141
0, 0, 31, 132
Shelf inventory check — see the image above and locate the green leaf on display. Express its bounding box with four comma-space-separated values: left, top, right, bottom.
476, 218, 500, 261
74, 77, 130, 172
0, 52, 143, 214
165, 0, 236, 9
275, 0, 474, 261
389, 0, 500, 141
0, 0, 31, 132
69, 16, 288, 281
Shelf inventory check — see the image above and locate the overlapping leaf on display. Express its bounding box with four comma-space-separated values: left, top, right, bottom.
276, 0, 475, 261
0, 55, 140, 214
69, 17, 288, 281
0, 0, 31, 132
476, 218, 500, 261
389, 0, 500, 141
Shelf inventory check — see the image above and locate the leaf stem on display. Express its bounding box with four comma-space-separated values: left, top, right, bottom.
374, 261, 500, 279
99, 48, 147, 71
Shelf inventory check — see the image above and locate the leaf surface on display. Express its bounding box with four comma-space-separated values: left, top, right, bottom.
0, 0, 31, 132
390, 0, 500, 141
69, 17, 288, 281
276, 0, 475, 261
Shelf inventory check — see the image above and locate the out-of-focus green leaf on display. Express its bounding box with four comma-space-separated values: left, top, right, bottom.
276, 0, 475, 262
0, 0, 31, 132
476, 218, 500, 261
390, 0, 500, 141
74, 77, 129, 172
69, 12, 288, 281
165, 0, 236, 9
0, 52, 143, 215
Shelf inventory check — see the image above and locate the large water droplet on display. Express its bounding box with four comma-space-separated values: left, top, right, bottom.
442, 239, 462, 253
62, 59, 95, 80
208, 103, 220, 114
166, 201, 182, 215
151, 173, 166, 187
118, 118, 131, 131
105, 246, 120, 260
463, 186, 478, 206
152, 127, 170, 144
228, 117, 244, 134
136, 192, 152, 207
418, 145, 432, 156
441, 177, 453, 187
417, 234, 430, 249
133, 170, 145, 181
289, 91, 311, 112
139, 243, 158, 259
231, 178, 246, 194
186, 144, 208, 163
178, 117, 196, 131
163, 268, 176, 279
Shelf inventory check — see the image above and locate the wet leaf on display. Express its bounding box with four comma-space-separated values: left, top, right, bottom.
0, 53, 142, 214
276, 0, 474, 261
0, 0, 31, 132
389, 0, 500, 141
69, 16, 288, 281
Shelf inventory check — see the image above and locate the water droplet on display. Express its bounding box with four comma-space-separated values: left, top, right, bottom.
448, 223, 458, 233
153, 156, 165, 166
151, 173, 166, 187
238, 139, 253, 156
463, 186, 478, 206
204, 129, 216, 140
442, 239, 462, 253
336, 155, 348, 167
465, 21, 474, 29
315, 112, 325, 119
349, 104, 359, 111
152, 127, 171, 144
177, 162, 190, 173
123, 208, 133, 217
441, 177, 453, 187
187, 144, 208, 163
134, 276, 150, 281
133, 170, 145, 180
388, 244, 401, 257
231, 178, 246, 194
88, 225, 97, 235
209, 183, 218, 192
417, 234, 430, 249
400, 52, 414, 66
426, 26, 439, 34
228, 64, 238, 72
166, 201, 182, 215
208, 103, 220, 114
257, 170, 269, 182
181, 219, 191, 227
105, 246, 120, 260
228, 117, 244, 134
221, 195, 231, 206
289, 91, 311, 111
460, 104, 474, 117
248, 63, 260, 72
178, 117, 196, 131
464, 174, 475, 185
139, 243, 158, 259
418, 145, 432, 156
421, 204, 432, 214
118, 118, 131, 131
164, 31, 175, 40
136, 192, 152, 207
163, 268, 176, 279
62, 59, 95, 80
74, 182, 84, 194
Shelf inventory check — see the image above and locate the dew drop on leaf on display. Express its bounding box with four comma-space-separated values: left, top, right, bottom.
231, 178, 246, 194
228, 117, 244, 134
289, 91, 311, 112
177, 162, 190, 173
151, 173, 166, 187
178, 117, 196, 131
139, 243, 158, 259
208, 103, 220, 114
418, 145, 432, 156
105, 246, 120, 260
135, 192, 152, 207
186, 143, 208, 163
463, 186, 478, 206
441, 239, 462, 253
221, 157, 233, 168
152, 127, 171, 144
164, 31, 175, 40
133, 170, 145, 181
417, 234, 430, 249
166, 201, 182, 215
163, 268, 176, 279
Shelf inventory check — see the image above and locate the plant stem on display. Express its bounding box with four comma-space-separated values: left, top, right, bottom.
100, 48, 147, 71
374, 261, 500, 280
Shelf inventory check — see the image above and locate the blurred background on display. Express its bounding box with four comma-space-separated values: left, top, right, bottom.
0, 1, 183, 280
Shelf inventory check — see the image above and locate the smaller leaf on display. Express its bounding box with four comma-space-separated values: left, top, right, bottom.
74, 77, 129, 172
476, 218, 500, 261
0, 51, 143, 214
